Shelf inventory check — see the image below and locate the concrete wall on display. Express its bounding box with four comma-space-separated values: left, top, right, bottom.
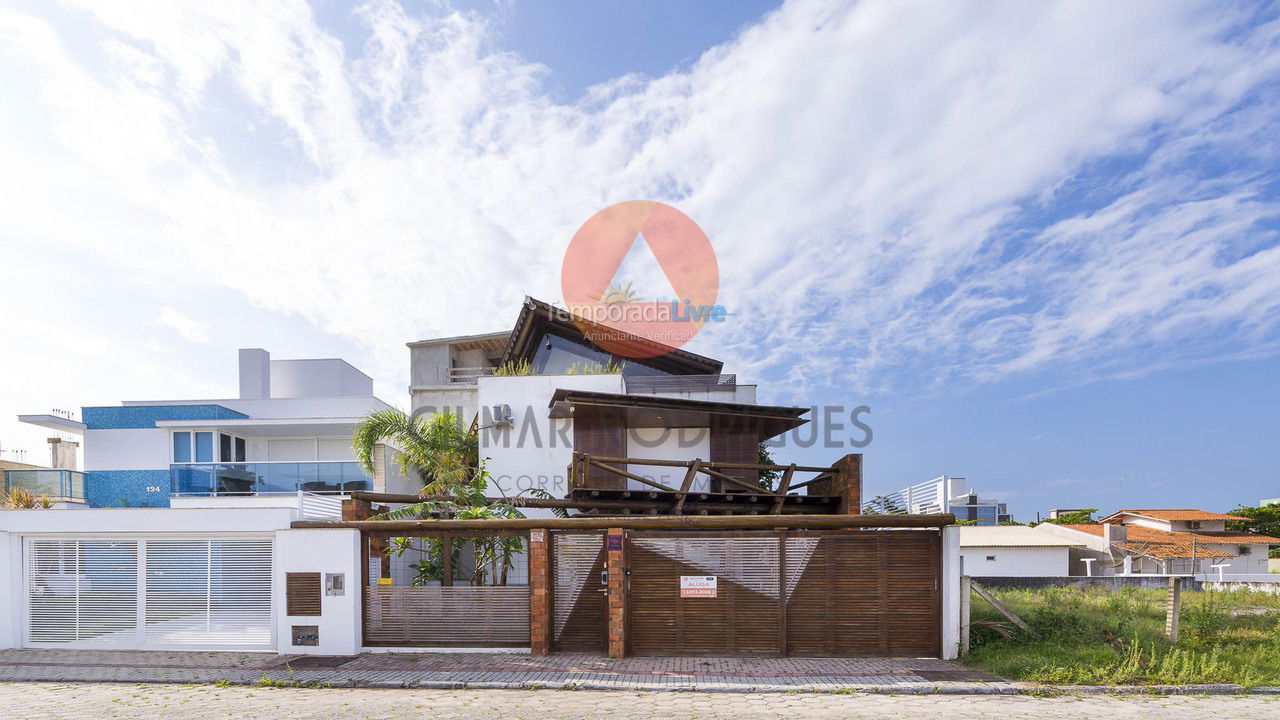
274, 528, 362, 655
477, 374, 623, 512
940, 526, 960, 660
410, 343, 452, 387
960, 546, 1070, 577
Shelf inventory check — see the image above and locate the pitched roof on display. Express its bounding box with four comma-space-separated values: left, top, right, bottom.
1100, 509, 1242, 523
959, 526, 1086, 548
1061, 524, 1250, 559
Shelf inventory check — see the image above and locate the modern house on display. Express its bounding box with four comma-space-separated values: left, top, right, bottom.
1, 299, 963, 660
10, 349, 407, 508
958, 526, 1086, 577
866, 475, 1011, 525
1037, 509, 1280, 577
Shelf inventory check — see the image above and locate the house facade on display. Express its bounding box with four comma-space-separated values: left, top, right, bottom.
1037, 509, 1280, 577
867, 474, 1011, 525
9, 348, 407, 508
2, 299, 963, 659
958, 526, 1085, 576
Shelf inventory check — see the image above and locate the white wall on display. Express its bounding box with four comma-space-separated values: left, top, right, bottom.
961, 546, 1071, 577
625, 427, 712, 492
477, 374, 623, 516
940, 526, 960, 660
0, 532, 14, 650
270, 359, 373, 398
0, 507, 296, 534
83, 428, 170, 470
274, 528, 361, 655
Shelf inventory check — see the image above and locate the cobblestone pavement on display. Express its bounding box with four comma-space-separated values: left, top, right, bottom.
0, 649, 1014, 693
2, 682, 1278, 720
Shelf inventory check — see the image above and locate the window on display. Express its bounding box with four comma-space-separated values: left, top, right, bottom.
172, 432, 192, 463
1187, 521, 1202, 530
985, 555, 996, 561
173, 430, 245, 463
194, 432, 214, 463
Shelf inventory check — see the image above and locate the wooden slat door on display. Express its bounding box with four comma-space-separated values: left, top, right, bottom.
572, 408, 626, 489
628, 535, 781, 656
552, 532, 608, 652
784, 531, 940, 657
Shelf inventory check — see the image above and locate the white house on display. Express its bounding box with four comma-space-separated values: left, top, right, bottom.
958, 525, 1085, 576
866, 475, 1012, 525
9, 348, 408, 508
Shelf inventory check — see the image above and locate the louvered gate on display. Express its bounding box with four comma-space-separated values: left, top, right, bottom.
25, 537, 274, 650
551, 531, 607, 651
626, 531, 940, 657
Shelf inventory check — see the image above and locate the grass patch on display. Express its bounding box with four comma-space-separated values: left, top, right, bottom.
963, 585, 1280, 686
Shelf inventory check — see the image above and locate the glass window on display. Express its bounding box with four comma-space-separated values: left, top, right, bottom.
219, 434, 232, 462
173, 432, 192, 463
531, 331, 671, 376
234, 437, 246, 462
194, 432, 214, 463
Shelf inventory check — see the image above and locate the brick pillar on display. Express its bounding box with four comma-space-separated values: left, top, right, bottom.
831, 454, 863, 514
529, 529, 552, 656
606, 528, 627, 658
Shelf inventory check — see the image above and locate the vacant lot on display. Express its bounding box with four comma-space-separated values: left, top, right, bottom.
964, 585, 1280, 686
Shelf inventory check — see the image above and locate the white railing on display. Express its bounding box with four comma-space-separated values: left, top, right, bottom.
864, 477, 947, 514
297, 491, 344, 520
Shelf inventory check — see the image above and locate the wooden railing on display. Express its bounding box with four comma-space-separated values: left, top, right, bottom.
566, 453, 836, 515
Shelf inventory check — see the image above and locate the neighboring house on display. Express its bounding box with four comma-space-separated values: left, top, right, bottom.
1038, 509, 1280, 576
959, 526, 1086, 576
1263, 497, 1279, 506
866, 474, 1011, 525
13, 348, 405, 507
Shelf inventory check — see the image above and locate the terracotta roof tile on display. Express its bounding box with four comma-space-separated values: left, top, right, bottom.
1101, 509, 1243, 522
1060, 524, 1237, 559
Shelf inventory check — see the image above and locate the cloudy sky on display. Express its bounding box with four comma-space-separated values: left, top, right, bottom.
1, 0, 1278, 519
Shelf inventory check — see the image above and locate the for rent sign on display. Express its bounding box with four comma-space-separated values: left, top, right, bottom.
679, 575, 717, 598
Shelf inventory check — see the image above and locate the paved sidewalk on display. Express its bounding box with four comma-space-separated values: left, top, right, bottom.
5, 682, 1280, 720
0, 649, 1017, 693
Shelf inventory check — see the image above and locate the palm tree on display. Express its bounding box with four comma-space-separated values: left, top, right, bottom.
352, 408, 526, 585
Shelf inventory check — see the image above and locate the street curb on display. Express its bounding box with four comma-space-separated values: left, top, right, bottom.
4, 674, 1278, 696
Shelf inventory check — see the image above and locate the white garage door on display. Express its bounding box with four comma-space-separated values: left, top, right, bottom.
26, 538, 273, 650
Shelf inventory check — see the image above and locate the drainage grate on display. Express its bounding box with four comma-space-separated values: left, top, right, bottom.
276, 656, 357, 669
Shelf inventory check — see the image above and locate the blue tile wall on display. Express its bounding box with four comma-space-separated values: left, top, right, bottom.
81, 405, 249, 430
85, 470, 171, 508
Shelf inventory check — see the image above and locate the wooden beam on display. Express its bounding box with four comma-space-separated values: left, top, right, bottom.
970, 580, 1029, 632
673, 459, 702, 516
699, 465, 773, 495
292, 513, 957, 532
587, 459, 679, 493
771, 464, 796, 515
586, 456, 831, 473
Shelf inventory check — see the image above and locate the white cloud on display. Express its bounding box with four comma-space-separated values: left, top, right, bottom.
155, 307, 211, 343
0, 0, 1276, 448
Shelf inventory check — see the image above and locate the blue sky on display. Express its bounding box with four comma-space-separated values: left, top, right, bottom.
0, 0, 1278, 520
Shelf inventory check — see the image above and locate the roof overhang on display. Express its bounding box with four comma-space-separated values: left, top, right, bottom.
407, 330, 511, 351
502, 296, 724, 376
18, 414, 87, 433
154, 417, 362, 436
548, 388, 807, 441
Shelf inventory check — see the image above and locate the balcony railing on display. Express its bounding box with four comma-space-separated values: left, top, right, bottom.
170, 461, 373, 496
448, 366, 494, 384
623, 374, 737, 394
3, 469, 86, 503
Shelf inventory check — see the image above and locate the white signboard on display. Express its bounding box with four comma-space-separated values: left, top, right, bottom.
680, 575, 717, 598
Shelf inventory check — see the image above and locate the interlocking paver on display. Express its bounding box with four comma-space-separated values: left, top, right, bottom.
0, 649, 1017, 693
1, 682, 1278, 719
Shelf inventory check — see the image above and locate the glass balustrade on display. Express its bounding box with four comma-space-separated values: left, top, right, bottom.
169, 462, 373, 495
3, 469, 87, 503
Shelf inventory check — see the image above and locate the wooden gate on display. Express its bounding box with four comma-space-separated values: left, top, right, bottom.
551, 531, 608, 652
626, 530, 940, 657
